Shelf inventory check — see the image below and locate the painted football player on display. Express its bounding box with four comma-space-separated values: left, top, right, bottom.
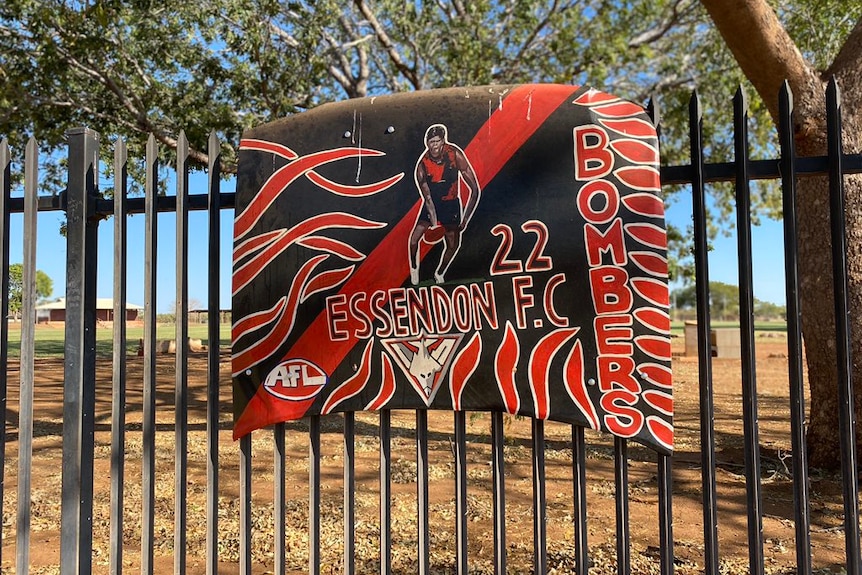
408, 124, 481, 285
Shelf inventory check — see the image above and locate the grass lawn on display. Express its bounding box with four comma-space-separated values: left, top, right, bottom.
7, 323, 232, 358
670, 319, 787, 337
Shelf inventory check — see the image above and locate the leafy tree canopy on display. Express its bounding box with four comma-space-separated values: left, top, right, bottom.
1, 0, 860, 274
7, 263, 53, 317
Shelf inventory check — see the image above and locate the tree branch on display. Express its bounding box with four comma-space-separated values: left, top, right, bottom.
700, 0, 822, 123
629, 0, 696, 48
827, 17, 862, 86
266, 20, 300, 48
352, 0, 421, 90
512, 1, 560, 65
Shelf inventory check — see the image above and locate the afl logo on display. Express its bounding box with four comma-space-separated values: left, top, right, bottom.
263, 359, 328, 401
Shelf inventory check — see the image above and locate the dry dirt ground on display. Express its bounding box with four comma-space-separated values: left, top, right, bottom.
0, 333, 854, 574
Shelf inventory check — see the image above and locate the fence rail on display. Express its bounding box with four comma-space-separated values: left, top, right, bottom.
0, 80, 860, 574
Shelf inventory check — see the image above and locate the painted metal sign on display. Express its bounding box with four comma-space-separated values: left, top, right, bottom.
231, 84, 673, 453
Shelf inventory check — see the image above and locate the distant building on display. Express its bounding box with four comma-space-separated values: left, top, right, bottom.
35, 297, 143, 323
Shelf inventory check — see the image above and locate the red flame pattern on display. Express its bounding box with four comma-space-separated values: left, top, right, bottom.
647, 416, 674, 450
564, 339, 599, 430
239, 139, 298, 160
633, 308, 671, 334
592, 101, 647, 118
234, 229, 286, 265
643, 390, 673, 416
598, 117, 657, 139
450, 333, 482, 411
625, 223, 668, 250
529, 328, 580, 419
621, 193, 664, 219
611, 139, 660, 165
614, 166, 661, 193
366, 353, 396, 411
321, 339, 374, 414
631, 278, 670, 308
295, 236, 365, 261
300, 265, 355, 303
235, 146, 394, 240
232, 296, 286, 343
494, 322, 521, 414
635, 335, 672, 361
231, 254, 328, 377
233, 213, 384, 296
573, 90, 619, 106
638, 363, 673, 389
629, 251, 669, 278
306, 170, 404, 197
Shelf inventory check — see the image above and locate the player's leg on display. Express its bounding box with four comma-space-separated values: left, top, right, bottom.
409, 220, 430, 284
435, 228, 461, 283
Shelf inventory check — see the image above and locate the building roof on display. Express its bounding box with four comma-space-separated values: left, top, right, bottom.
35, 297, 144, 311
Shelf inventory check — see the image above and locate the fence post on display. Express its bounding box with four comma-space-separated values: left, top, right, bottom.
60, 127, 100, 575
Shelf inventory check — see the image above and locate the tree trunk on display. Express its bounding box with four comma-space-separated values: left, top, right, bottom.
801, 49, 862, 468
702, 0, 862, 469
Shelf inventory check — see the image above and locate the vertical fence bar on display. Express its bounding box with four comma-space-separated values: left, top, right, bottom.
826, 78, 862, 575
206, 131, 221, 575
310, 415, 321, 575
416, 410, 430, 575
657, 455, 674, 575
0, 139, 10, 569
614, 438, 631, 575
175, 131, 190, 575
380, 410, 392, 575
778, 81, 813, 575
110, 138, 129, 575
454, 410, 468, 575
733, 87, 765, 575
491, 411, 506, 575
649, 96, 675, 575
60, 127, 100, 575
240, 434, 252, 575
572, 426, 589, 575
690, 92, 720, 575
344, 412, 356, 575
141, 134, 158, 575
17, 137, 38, 575
532, 419, 547, 575
274, 423, 286, 575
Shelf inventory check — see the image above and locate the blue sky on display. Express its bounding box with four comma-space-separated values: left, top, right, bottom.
10, 168, 789, 314
663, 191, 788, 305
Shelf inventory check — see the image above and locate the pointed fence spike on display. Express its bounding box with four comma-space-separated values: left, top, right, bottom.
689, 90, 703, 122
177, 131, 189, 172
735, 85, 749, 114
827, 76, 841, 109
647, 95, 661, 131
114, 137, 127, 164
0, 140, 9, 175
780, 81, 794, 112
178, 130, 188, 154
208, 131, 220, 174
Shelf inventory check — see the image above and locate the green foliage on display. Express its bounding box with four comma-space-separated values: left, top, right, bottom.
671, 280, 786, 321
7, 263, 53, 317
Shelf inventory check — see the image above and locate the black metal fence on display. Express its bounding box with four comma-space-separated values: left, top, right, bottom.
0, 79, 861, 574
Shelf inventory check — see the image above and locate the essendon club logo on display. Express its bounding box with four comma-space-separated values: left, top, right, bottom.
382, 332, 464, 405
263, 359, 328, 401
